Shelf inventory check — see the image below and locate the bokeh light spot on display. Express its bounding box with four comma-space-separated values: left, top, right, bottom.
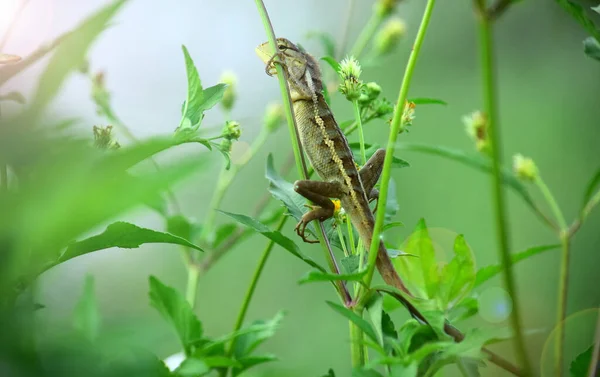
478, 286, 512, 323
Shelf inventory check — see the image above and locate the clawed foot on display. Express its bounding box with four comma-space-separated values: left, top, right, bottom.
294, 218, 319, 244
265, 51, 288, 76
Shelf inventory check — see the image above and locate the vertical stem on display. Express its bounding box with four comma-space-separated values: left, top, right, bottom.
225, 216, 286, 373
353, 100, 366, 165
185, 264, 200, 307
349, 313, 365, 367
555, 232, 570, 377
365, 0, 436, 288
477, 10, 532, 375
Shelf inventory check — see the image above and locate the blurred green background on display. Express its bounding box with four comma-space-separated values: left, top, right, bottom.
2, 0, 599, 376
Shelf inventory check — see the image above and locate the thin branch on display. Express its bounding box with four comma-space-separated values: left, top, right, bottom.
477, 5, 532, 374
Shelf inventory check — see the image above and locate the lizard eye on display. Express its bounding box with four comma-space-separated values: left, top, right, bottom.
277, 44, 288, 51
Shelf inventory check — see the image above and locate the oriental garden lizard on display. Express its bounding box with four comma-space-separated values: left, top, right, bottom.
255, 38, 523, 376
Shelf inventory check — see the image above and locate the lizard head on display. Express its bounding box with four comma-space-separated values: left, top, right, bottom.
255, 38, 314, 90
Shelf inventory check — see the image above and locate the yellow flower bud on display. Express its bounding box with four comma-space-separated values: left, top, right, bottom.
375, 18, 407, 56
513, 154, 538, 181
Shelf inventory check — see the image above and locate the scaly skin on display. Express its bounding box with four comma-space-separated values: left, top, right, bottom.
256, 38, 410, 295
255, 38, 524, 377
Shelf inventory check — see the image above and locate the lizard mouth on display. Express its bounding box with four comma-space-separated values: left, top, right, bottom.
255, 41, 274, 64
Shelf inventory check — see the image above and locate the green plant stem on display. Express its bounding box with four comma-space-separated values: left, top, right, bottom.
365, 0, 436, 288
336, 224, 349, 257
555, 231, 570, 377
477, 9, 532, 375
350, 9, 386, 58
223, 216, 286, 377
535, 176, 567, 231
349, 309, 366, 367
347, 218, 357, 256
254, 0, 350, 304
185, 263, 200, 307
353, 100, 366, 164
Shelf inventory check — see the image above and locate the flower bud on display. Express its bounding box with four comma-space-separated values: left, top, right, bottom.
400, 101, 416, 131
219, 71, 237, 112
375, 18, 406, 56
223, 120, 241, 141
462, 110, 489, 153
93, 125, 120, 150
264, 102, 285, 132
513, 154, 538, 181
338, 56, 364, 102
375, 0, 400, 17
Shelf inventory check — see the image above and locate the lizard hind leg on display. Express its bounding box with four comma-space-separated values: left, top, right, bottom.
359, 148, 385, 207
293, 180, 345, 244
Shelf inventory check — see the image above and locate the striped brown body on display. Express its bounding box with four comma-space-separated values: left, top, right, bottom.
257, 38, 409, 294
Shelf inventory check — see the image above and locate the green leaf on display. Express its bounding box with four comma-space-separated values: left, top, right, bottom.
409, 97, 447, 106
148, 276, 202, 355
390, 363, 418, 377
581, 166, 600, 213
308, 32, 337, 57
554, 0, 600, 40
200, 356, 242, 368
29, 0, 128, 114
326, 301, 379, 344
352, 368, 384, 377
174, 358, 209, 377
0, 91, 26, 104
583, 37, 600, 61
341, 255, 360, 274
167, 215, 200, 242
179, 45, 204, 129
210, 141, 232, 170
321, 56, 341, 74
438, 235, 475, 309
593, 5, 600, 15
474, 244, 559, 287
213, 223, 238, 248
72, 275, 100, 341
383, 222, 404, 231
569, 345, 594, 377
232, 311, 284, 359
198, 83, 227, 114
265, 154, 308, 221
60, 221, 203, 263
398, 143, 539, 216
298, 270, 367, 285
366, 294, 385, 345
217, 210, 326, 272
233, 355, 278, 376
447, 297, 479, 323
23, 140, 205, 279
394, 219, 439, 299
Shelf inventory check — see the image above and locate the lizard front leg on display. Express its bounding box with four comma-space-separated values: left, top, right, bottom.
293, 180, 344, 243
359, 148, 385, 205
